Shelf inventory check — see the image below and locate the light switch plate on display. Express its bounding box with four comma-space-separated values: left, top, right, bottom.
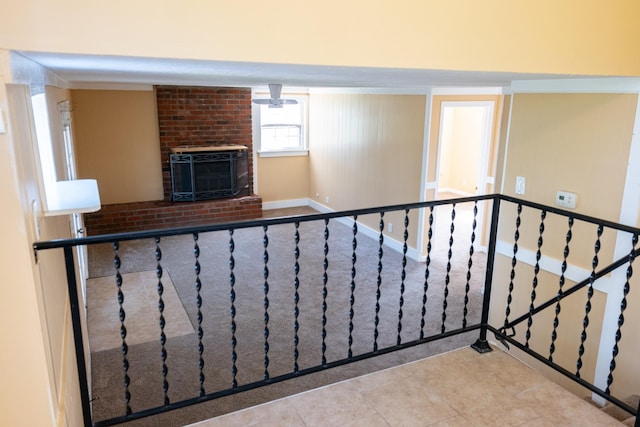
0, 108, 6, 134
556, 191, 577, 209
515, 176, 526, 195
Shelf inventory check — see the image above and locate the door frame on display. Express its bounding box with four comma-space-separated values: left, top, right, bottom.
417, 93, 503, 260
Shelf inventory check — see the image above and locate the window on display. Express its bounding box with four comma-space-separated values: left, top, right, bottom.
257, 96, 307, 156
30, 92, 101, 216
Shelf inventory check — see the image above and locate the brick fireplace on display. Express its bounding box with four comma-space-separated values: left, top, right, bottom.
84, 86, 262, 235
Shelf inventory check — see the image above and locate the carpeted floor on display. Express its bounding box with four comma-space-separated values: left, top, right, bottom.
86, 201, 487, 426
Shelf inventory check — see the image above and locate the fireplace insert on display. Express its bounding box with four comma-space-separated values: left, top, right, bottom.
170, 147, 249, 202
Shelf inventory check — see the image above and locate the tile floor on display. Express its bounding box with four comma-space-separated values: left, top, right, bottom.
86, 270, 194, 352
187, 347, 623, 427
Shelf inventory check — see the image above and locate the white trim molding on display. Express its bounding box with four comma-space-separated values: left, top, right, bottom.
495, 240, 611, 293
511, 78, 640, 94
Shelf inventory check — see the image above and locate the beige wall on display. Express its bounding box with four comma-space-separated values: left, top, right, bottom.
489, 256, 606, 397
0, 78, 82, 426
492, 92, 639, 400
503, 93, 637, 221
257, 155, 309, 202
438, 106, 484, 194
2, 1, 640, 77
308, 93, 426, 244
72, 89, 163, 204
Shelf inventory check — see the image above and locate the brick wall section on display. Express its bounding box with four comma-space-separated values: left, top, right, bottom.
84, 195, 263, 235
85, 85, 262, 235
156, 86, 254, 201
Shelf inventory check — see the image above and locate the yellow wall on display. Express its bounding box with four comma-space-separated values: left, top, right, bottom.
2, 1, 640, 77
257, 155, 309, 202
72, 89, 163, 204
308, 93, 426, 244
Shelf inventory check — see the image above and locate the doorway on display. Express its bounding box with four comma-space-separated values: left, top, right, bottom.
419, 96, 502, 259
436, 101, 494, 199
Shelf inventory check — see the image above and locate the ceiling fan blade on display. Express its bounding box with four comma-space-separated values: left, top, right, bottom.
252, 99, 272, 104
281, 99, 298, 105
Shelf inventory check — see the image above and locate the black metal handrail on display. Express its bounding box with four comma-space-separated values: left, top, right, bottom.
33, 194, 640, 426
491, 196, 640, 422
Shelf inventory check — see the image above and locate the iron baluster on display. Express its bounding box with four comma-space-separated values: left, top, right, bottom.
397, 209, 409, 344
525, 210, 546, 348
462, 201, 478, 328
348, 216, 358, 358
155, 237, 170, 405
262, 225, 270, 380
321, 218, 330, 365
229, 230, 238, 388
606, 233, 637, 394
114, 241, 132, 415
293, 222, 301, 372
193, 233, 206, 396
549, 217, 574, 362
442, 204, 456, 333
576, 224, 603, 377
373, 213, 384, 352
502, 203, 522, 336
420, 206, 434, 339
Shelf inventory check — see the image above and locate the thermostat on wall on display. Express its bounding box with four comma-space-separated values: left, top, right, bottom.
555, 190, 577, 209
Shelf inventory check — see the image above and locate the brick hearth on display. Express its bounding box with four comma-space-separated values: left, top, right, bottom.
84, 196, 262, 235
84, 85, 262, 235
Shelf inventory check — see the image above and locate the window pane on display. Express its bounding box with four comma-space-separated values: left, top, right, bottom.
260, 104, 301, 125
260, 103, 304, 151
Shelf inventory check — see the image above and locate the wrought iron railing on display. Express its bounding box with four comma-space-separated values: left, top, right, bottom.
33, 194, 639, 426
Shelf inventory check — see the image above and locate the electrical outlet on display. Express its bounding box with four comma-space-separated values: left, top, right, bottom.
325, 196, 329, 204
388, 223, 393, 233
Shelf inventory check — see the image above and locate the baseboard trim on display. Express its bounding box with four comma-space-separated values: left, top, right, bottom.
307, 199, 423, 262
262, 198, 310, 210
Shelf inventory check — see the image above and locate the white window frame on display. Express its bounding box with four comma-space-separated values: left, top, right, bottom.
254, 93, 309, 157
30, 91, 101, 216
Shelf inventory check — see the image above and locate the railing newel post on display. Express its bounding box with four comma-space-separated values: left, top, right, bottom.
471, 196, 500, 353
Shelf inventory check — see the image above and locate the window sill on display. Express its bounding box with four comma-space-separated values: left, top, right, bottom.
44, 179, 101, 216
258, 150, 309, 158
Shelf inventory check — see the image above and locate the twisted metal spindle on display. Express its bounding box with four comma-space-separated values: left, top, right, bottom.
321, 219, 329, 365
576, 224, 603, 377
348, 216, 358, 358
502, 203, 522, 334
441, 204, 456, 333
229, 230, 238, 388
525, 210, 546, 348
549, 217, 574, 362
606, 233, 637, 394
420, 206, 434, 339
193, 233, 205, 396
155, 237, 170, 405
262, 225, 270, 380
397, 209, 409, 344
113, 241, 132, 415
373, 213, 384, 352
462, 201, 478, 328
293, 222, 301, 372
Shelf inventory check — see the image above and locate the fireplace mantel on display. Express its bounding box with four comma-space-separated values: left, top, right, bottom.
170, 144, 248, 154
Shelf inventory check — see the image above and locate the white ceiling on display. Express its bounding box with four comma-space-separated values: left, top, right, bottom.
18, 51, 585, 91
